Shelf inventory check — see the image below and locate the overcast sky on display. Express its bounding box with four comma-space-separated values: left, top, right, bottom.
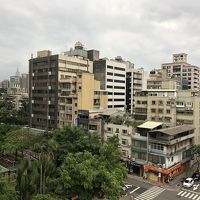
1, 0, 200, 79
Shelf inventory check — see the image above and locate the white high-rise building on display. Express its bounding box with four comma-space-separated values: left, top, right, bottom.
93, 56, 126, 110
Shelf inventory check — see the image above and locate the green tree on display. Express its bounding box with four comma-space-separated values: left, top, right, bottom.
16, 159, 40, 200
58, 138, 127, 200
0, 177, 18, 200
32, 194, 62, 200
2, 128, 43, 160
54, 126, 101, 164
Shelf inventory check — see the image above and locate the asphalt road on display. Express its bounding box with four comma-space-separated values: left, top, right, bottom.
121, 176, 200, 200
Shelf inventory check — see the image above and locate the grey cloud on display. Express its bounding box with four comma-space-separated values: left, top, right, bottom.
0, 0, 200, 79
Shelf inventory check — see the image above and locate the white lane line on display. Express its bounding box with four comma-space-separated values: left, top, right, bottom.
130, 187, 140, 194
189, 194, 195, 199
197, 196, 200, 200
134, 187, 165, 200
181, 191, 187, 196
177, 191, 184, 195
193, 195, 199, 200
185, 193, 191, 197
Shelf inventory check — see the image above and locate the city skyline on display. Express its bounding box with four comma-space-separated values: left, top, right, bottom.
1, 0, 200, 79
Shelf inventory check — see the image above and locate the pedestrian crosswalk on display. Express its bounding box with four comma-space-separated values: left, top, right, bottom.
177, 190, 200, 199
134, 186, 165, 200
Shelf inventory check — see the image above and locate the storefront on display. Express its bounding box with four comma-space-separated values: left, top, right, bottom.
144, 161, 190, 184
127, 159, 144, 176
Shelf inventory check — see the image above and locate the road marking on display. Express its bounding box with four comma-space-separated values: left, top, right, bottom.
134, 186, 165, 200
193, 184, 199, 191
193, 195, 199, 200
189, 194, 195, 198
178, 191, 184, 195
185, 193, 191, 197
130, 186, 140, 194
181, 191, 187, 196
125, 184, 132, 189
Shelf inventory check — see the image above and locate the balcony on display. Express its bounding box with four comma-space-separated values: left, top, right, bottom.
176, 109, 193, 115
149, 148, 166, 156
132, 134, 147, 141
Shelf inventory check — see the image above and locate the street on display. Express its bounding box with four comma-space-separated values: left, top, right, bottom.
120, 175, 200, 200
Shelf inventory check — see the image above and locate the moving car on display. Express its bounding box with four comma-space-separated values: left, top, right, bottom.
183, 178, 194, 188
192, 172, 200, 181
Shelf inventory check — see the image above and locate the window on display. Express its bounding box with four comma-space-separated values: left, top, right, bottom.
107, 79, 113, 82
114, 80, 125, 83
107, 127, 112, 132
152, 101, 156, 105
122, 129, 128, 134
114, 73, 125, 77
114, 92, 125, 95
115, 67, 125, 71
137, 101, 141, 104
142, 101, 147, 104
150, 143, 164, 151
114, 99, 124, 101
159, 100, 163, 105
107, 72, 113, 75
151, 109, 156, 113
115, 128, 119, 133
107, 65, 113, 69
107, 85, 113, 88
158, 109, 163, 114
166, 109, 170, 114
114, 86, 125, 89
122, 139, 128, 146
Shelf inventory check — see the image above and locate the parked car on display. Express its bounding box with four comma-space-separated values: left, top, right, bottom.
192, 173, 200, 181
183, 178, 194, 188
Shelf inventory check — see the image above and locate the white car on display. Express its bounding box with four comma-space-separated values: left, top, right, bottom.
183, 178, 194, 188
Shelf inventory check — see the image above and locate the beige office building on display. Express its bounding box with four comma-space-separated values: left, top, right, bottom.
29, 49, 107, 130
134, 89, 200, 144
161, 53, 200, 90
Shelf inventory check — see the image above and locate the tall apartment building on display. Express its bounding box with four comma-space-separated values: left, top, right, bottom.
126, 66, 147, 115
161, 53, 200, 90
134, 89, 200, 144
29, 49, 107, 130
93, 56, 126, 110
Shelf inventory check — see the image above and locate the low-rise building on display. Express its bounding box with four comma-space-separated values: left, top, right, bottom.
144, 125, 194, 184
132, 121, 194, 184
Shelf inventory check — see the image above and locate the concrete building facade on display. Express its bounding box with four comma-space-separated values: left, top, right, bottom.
134, 89, 200, 144
132, 121, 194, 184
126, 66, 147, 115
29, 50, 107, 130
161, 53, 200, 90
93, 57, 126, 110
